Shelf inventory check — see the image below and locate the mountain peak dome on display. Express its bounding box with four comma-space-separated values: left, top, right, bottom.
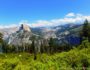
19, 24, 31, 32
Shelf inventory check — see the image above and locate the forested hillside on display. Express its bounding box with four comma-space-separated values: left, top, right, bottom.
0, 40, 90, 70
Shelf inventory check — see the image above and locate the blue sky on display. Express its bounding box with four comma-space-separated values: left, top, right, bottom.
0, 0, 90, 27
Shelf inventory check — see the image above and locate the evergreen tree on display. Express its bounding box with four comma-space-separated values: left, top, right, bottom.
31, 35, 37, 60
0, 33, 3, 52
2, 41, 8, 53
49, 38, 55, 54
0, 33, 8, 53
0, 33, 3, 43
40, 41, 44, 53
82, 19, 89, 38
32, 40, 37, 60
31, 40, 35, 53
81, 19, 90, 42
88, 24, 90, 42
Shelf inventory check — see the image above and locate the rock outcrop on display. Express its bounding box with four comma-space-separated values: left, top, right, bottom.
19, 24, 31, 32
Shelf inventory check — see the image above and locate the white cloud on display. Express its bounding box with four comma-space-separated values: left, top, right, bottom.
30, 13, 90, 27
66, 12, 75, 17
0, 12, 90, 28
30, 20, 53, 27
19, 20, 29, 25
0, 24, 18, 29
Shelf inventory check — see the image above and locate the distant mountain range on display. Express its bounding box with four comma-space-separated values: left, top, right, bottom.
0, 23, 82, 46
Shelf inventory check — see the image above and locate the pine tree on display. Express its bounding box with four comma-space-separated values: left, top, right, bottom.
49, 38, 55, 54
31, 40, 35, 53
88, 23, 90, 42
0, 33, 3, 52
0, 33, 8, 53
31, 40, 37, 60
82, 19, 89, 38
0, 33, 3, 43
81, 19, 90, 42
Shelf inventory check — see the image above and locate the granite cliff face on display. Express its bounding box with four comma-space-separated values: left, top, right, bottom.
7, 24, 33, 46
0, 27, 18, 39
19, 24, 31, 32
5, 24, 43, 52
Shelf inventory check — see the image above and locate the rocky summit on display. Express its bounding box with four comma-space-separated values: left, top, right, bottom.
7, 24, 33, 46
19, 24, 31, 32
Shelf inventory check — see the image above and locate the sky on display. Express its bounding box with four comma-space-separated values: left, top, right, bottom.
0, 0, 90, 28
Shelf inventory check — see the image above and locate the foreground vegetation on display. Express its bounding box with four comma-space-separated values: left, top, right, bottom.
0, 40, 90, 70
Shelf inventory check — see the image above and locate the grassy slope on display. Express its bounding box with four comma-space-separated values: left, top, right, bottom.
0, 42, 90, 70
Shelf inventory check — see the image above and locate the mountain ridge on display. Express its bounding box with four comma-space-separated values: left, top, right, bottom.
0, 23, 82, 46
